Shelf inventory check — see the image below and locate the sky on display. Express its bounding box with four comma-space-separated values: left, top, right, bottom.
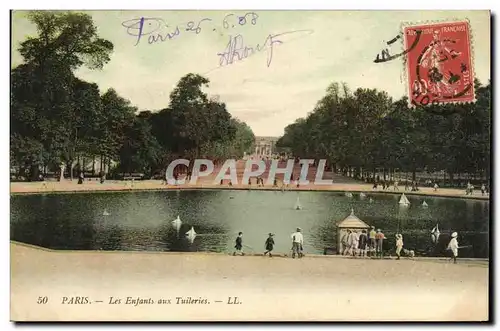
11, 10, 490, 137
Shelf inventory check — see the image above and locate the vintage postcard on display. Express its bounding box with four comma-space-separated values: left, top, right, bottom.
10, 9, 491, 322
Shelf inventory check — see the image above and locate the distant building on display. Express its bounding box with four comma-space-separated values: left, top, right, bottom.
254, 136, 279, 157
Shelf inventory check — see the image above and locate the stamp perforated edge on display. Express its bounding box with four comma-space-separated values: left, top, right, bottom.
399, 17, 477, 108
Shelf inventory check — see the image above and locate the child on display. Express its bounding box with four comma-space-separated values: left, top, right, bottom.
368, 226, 376, 257
395, 234, 403, 260
233, 232, 244, 256
264, 233, 275, 257
447, 232, 459, 264
375, 229, 385, 258
358, 230, 368, 257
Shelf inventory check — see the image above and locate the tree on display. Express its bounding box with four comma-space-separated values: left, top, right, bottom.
230, 119, 255, 158
11, 61, 75, 180
117, 115, 162, 176
98, 88, 137, 164
277, 80, 491, 185
18, 11, 113, 70
160, 73, 239, 159
11, 10, 114, 180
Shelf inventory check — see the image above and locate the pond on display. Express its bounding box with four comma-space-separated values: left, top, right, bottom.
10, 190, 490, 258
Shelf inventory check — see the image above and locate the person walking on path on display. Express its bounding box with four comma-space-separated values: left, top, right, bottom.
78, 171, 84, 184
481, 184, 486, 196
434, 183, 439, 192
447, 232, 459, 264
233, 232, 245, 256
466, 182, 474, 195
395, 234, 404, 260
291, 227, 304, 258
349, 230, 359, 257
368, 226, 376, 257
264, 233, 275, 257
358, 230, 368, 257
393, 180, 399, 191
375, 229, 386, 258
341, 230, 351, 255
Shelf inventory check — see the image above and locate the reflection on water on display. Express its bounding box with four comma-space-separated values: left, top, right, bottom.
10, 190, 489, 258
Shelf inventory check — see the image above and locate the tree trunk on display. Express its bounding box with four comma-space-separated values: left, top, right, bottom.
92, 155, 96, 176
29, 164, 39, 182
412, 170, 416, 182
59, 163, 65, 182
69, 161, 75, 181
17, 166, 24, 180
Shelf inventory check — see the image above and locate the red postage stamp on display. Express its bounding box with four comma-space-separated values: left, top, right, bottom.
404, 20, 474, 106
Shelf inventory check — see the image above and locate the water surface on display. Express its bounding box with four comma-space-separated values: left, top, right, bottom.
10, 190, 489, 258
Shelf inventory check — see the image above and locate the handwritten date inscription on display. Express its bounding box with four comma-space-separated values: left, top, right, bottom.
122, 12, 259, 46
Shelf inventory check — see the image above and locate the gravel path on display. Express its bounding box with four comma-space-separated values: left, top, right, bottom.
10, 180, 489, 200
10, 242, 489, 321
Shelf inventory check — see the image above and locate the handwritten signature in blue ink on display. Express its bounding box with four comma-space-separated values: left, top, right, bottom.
121, 17, 212, 46
216, 30, 314, 68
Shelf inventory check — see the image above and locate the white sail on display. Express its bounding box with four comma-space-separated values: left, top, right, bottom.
186, 226, 197, 243
172, 216, 182, 232
399, 193, 410, 205
186, 226, 197, 237
345, 192, 353, 198
102, 209, 110, 216
295, 197, 302, 210
422, 200, 429, 208
360, 192, 366, 198
431, 223, 440, 244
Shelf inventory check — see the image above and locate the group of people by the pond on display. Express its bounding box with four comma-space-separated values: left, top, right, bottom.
466, 182, 489, 196
215, 174, 303, 189
340, 226, 460, 263
233, 227, 304, 258
232, 225, 462, 263
76, 171, 106, 185
341, 227, 391, 258
371, 179, 422, 192
369, 178, 489, 197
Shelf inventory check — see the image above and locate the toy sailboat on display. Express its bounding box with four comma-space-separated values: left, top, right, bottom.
172, 215, 182, 232
186, 226, 197, 243
399, 193, 410, 205
431, 224, 440, 244
295, 197, 302, 210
